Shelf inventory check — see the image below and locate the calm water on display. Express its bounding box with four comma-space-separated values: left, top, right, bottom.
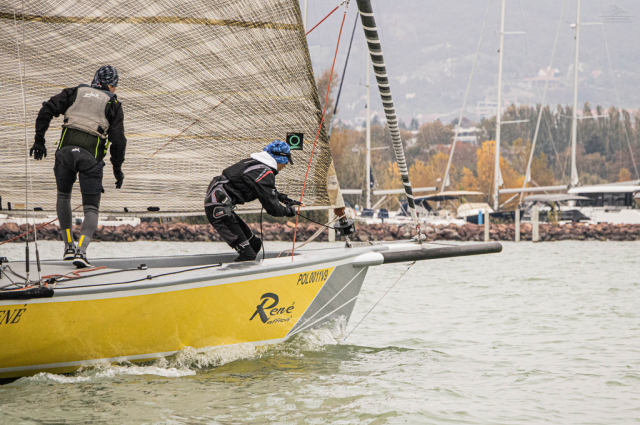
0, 240, 638, 424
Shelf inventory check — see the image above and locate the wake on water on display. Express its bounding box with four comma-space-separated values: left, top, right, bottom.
18, 316, 349, 385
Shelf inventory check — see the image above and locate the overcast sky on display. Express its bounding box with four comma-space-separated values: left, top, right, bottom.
300, 0, 640, 124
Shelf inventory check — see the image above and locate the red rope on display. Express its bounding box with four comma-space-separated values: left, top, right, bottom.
1, 205, 82, 245
42, 266, 107, 281
291, 3, 349, 259
306, 4, 341, 36
0, 217, 58, 245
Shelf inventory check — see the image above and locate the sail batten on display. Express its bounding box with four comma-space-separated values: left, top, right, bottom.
0, 12, 302, 31
0, 0, 340, 215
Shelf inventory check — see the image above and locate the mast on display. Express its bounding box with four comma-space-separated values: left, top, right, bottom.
570, 0, 581, 188
303, 0, 308, 30
493, 0, 506, 210
519, 0, 567, 204
356, 0, 419, 227
366, 52, 371, 209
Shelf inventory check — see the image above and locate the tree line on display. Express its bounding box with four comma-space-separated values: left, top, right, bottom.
319, 71, 640, 210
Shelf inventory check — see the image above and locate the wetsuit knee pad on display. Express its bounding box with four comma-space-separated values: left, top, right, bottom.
81, 192, 101, 210
57, 191, 72, 201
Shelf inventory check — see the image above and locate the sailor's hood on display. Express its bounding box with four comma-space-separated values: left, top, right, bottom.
250, 151, 278, 171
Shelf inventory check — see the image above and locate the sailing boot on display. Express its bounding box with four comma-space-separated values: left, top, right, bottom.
58, 191, 76, 261
72, 250, 91, 269
72, 234, 92, 269
63, 243, 77, 261
234, 241, 256, 262
61, 224, 77, 261
73, 198, 99, 269
249, 235, 262, 255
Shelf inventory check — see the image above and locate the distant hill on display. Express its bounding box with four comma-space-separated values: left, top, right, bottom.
303, 0, 640, 124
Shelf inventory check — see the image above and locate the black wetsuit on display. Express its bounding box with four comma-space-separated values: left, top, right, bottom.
35, 86, 127, 194
205, 157, 295, 254
34, 85, 127, 256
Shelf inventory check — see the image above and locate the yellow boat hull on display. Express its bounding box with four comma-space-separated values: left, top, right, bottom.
0, 258, 368, 379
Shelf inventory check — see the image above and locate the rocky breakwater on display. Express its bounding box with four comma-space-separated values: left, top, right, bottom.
1, 221, 639, 243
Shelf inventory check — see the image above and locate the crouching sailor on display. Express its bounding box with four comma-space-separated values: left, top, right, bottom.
205, 140, 302, 262
29, 65, 127, 268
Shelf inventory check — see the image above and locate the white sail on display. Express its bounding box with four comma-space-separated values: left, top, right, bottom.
0, 0, 340, 215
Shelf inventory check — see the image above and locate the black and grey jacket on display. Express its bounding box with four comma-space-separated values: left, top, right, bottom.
34, 85, 127, 168
209, 152, 292, 217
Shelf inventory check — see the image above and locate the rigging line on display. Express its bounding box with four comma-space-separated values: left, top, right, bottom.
297, 213, 336, 229
13, 3, 34, 283
1, 272, 19, 289
149, 96, 228, 157
441, 0, 493, 193
543, 107, 564, 179
327, 10, 359, 140
277, 214, 340, 258
2, 265, 29, 283
291, 1, 350, 260
421, 241, 461, 248
41, 266, 108, 282
0, 265, 21, 288
519, 0, 567, 205
598, 1, 639, 180
289, 268, 365, 336
56, 264, 223, 289
517, 0, 537, 98
42, 267, 131, 284
343, 260, 416, 341
260, 207, 265, 262
20, 0, 42, 283
0, 205, 82, 246
305, 0, 346, 36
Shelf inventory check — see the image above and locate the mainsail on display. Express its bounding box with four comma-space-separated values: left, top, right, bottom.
0, 0, 341, 215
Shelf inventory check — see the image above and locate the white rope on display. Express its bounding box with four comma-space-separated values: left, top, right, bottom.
343, 260, 416, 341
519, 0, 567, 204
441, 0, 492, 193
278, 214, 341, 257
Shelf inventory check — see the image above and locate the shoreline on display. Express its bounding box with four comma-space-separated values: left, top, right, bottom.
2, 221, 639, 243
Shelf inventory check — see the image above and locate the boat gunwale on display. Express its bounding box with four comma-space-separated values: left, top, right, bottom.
1, 245, 392, 301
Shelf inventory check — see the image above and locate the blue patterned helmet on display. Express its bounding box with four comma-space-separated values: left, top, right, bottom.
264, 140, 293, 165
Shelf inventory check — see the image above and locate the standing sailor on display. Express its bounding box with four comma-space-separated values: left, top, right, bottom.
205, 140, 301, 261
29, 65, 127, 268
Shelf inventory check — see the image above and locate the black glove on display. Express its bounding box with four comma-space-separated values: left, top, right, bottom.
114, 168, 124, 189
30, 141, 47, 161
279, 193, 302, 207
284, 197, 302, 207
285, 206, 297, 217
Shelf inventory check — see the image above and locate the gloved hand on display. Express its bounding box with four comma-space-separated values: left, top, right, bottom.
30, 141, 47, 161
114, 168, 124, 189
285, 206, 297, 217
279, 193, 303, 207
284, 197, 302, 207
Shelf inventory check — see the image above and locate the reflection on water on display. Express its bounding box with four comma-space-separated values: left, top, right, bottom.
0, 240, 639, 424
